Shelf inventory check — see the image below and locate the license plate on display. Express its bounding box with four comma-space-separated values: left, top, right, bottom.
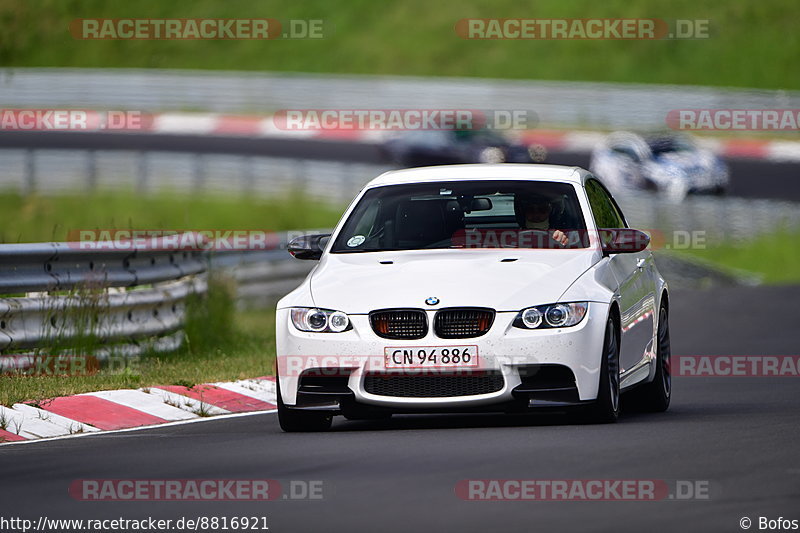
384, 345, 479, 369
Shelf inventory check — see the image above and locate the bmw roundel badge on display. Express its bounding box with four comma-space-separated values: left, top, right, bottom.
425, 297, 440, 306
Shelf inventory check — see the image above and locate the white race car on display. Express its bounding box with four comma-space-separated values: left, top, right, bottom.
589, 131, 729, 198
276, 164, 671, 431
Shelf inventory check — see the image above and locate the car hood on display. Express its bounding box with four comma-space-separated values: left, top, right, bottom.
651, 149, 716, 173
309, 249, 600, 313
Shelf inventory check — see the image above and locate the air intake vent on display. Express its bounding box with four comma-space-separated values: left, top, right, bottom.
434, 308, 495, 338
364, 372, 504, 397
370, 309, 428, 340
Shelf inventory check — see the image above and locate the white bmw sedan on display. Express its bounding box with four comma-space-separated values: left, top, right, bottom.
276, 164, 671, 431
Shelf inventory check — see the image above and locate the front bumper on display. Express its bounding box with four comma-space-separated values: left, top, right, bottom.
276, 302, 610, 411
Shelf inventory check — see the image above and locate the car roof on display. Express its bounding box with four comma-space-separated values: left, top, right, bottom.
365, 164, 585, 188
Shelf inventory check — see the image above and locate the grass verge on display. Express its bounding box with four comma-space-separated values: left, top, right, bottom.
1, 0, 797, 90
0, 283, 277, 407
671, 229, 800, 285
0, 189, 343, 243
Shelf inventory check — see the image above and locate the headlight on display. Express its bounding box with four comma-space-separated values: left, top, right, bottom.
290, 308, 352, 333
513, 302, 588, 329
479, 147, 505, 163
521, 307, 543, 328
527, 143, 547, 162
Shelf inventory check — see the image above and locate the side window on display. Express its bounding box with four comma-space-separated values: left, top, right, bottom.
585, 179, 627, 228
607, 194, 629, 228
352, 199, 380, 237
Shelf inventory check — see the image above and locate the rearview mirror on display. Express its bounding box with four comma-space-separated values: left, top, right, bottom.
470, 197, 493, 211
287, 234, 331, 260
599, 229, 650, 254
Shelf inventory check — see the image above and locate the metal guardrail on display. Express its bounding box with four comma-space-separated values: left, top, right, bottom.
208, 230, 328, 309
0, 148, 385, 204
0, 277, 204, 351
211, 250, 315, 310
0, 238, 209, 367
0, 232, 323, 370
2, 68, 799, 130
614, 192, 800, 244
0, 241, 206, 294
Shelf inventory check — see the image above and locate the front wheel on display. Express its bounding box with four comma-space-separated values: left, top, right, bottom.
584, 315, 621, 423
627, 305, 671, 412
277, 379, 333, 432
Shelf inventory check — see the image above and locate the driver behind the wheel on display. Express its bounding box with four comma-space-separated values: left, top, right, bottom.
514, 193, 569, 247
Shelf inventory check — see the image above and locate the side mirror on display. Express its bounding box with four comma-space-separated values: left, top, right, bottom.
599, 229, 650, 254
287, 234, 331, 260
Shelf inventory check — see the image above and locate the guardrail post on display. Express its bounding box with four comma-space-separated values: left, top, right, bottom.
23, 149, 36, 195
136, 151, 148, 194
243, 155, 255, 196
86, 149, 97, 191
338, 162, 352, 203
293, 159, 307, 193
193, 153, 205, 192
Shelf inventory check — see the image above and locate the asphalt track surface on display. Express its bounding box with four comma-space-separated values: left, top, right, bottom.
2, 285, 799, 533
2, 131, 799, 202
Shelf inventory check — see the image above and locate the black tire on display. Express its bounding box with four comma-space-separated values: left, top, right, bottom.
276, 379, 333, 432
627, 305, 671, 412
584, 315, 621, 423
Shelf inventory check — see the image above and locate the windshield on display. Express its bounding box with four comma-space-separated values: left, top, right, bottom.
648, 136, 695, 154
330, 180, 588, 253
453, 128, 508, 145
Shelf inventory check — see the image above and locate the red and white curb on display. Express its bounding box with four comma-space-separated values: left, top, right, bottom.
0, 377, 276, 445
147, 113, 800, 163
151, 113, 388, 143
8, 110, 800, 162
30, 111, 796, 163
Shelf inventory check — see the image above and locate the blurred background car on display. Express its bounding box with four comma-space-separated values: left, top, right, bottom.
381, 128, 547, 167
589, 131, 729, 198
